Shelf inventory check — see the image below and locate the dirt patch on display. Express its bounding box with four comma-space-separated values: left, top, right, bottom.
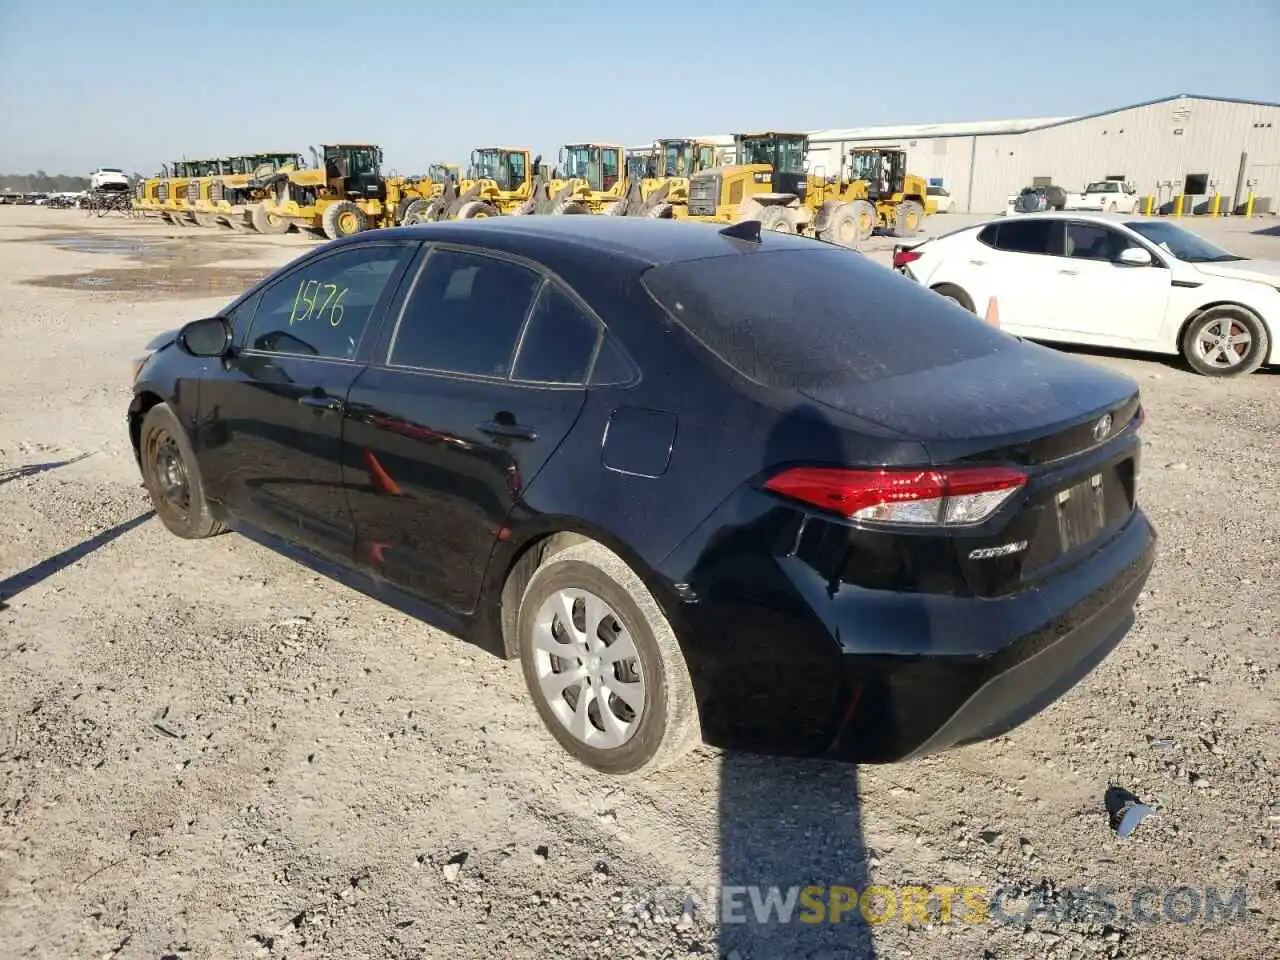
23, 266, 271, 298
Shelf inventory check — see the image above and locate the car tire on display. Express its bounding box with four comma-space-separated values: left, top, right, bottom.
516, 541, 700, 776
931, 283, 975, 313
138, 402, 227, 539
1180, 307, 1270, 377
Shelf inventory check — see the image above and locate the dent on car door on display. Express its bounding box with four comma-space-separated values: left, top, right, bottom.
1051, 222, 1171, 344
194, 242, 416, 561
343, 246, 596, 615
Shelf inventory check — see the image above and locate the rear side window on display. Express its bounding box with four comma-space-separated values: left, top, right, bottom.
641, 248, 1012, 387
390, 248, 542, 377
512, 283, 600, 384
987, 220, 1056, 254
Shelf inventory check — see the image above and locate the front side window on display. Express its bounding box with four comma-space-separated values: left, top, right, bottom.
389, 248, 542, 377
246, 245, 409, 360
1065, 222, 1129, 261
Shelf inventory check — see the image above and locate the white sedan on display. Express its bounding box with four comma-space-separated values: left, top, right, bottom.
893, 212, 1280, 377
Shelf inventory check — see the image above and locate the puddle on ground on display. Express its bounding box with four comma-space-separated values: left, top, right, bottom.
17, 230, 274, 299
44, 237, 176, 258
25, 266, 271, 299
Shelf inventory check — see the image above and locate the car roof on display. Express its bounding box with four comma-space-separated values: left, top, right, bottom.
334, 216, 834, 268
969, 211, 1155, 230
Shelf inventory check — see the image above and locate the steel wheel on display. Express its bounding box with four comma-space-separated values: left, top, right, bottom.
137, 402, 226, 539
531, 587, 646, 749
149, 429, 191, 515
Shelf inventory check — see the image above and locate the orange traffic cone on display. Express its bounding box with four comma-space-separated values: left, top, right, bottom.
984, 296, 1001, 328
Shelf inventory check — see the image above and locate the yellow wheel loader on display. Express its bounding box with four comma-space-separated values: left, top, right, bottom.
401, 148, 541, 223
184, 159, 237, 228
203, 153, 306, 230
249, 144, 396, 238
158, 160, 217, 227
388, 161, 461, 225
620, 138, 721, 218
133, 168, 169, 218
847, 147, 928, 237
685, 133, 927, 247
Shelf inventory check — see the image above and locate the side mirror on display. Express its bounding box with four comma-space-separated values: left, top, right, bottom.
1116, 246, 1153, 267
179, 316, 233, 357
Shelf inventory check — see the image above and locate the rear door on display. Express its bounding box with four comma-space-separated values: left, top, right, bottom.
343, 245, 598, 615
195, 241, 417, 564
968, 219, 1065, 330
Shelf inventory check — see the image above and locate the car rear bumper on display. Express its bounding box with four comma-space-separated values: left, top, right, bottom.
658, 496, 1157, 763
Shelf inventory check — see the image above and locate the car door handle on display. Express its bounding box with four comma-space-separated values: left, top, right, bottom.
478, 419, 537, 441
968, 259, 986, 266
298, 395, 343, 412
1058, 268, 1080, 276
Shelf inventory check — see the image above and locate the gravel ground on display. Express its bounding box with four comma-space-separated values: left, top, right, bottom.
0, 206, 1277, 960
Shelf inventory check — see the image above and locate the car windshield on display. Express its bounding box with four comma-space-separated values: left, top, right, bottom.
1124, 221, 1245, 262
641, 248, 1011, 387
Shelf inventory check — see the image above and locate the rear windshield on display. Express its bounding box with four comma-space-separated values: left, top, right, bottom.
641, 247, 1011, 386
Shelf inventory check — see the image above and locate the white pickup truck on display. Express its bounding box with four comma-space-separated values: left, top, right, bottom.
1064, 180, 1141, 213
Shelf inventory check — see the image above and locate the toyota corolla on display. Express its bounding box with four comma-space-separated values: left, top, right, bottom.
128, 216, 1156, 775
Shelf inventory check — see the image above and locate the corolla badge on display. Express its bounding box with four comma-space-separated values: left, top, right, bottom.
1092, 414, 1113, 442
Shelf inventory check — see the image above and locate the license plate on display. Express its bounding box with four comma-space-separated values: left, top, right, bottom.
1056, 473, 1105, 551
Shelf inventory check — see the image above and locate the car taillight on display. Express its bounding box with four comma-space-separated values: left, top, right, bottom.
892, 248, 922, 270
764, 465, 1027, 526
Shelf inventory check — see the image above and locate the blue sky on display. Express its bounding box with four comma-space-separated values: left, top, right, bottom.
1, 0, 1276, 176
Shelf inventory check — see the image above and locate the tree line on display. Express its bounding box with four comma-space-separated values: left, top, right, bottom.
0, 171, 143, 193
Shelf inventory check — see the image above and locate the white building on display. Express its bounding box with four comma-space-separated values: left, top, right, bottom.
632, 94, 1280, 214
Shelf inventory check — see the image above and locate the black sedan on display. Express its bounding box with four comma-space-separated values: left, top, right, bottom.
128, 216, 1156, 775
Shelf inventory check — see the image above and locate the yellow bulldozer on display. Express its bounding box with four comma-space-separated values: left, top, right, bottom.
684, 132, 927, 246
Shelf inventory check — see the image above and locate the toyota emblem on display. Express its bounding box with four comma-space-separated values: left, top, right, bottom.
1092, 414, 1113, 442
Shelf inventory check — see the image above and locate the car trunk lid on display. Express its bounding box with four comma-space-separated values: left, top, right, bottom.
798, 341, 1143, 595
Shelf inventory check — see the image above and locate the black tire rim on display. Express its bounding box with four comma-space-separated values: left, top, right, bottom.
149, 430, 190, 514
